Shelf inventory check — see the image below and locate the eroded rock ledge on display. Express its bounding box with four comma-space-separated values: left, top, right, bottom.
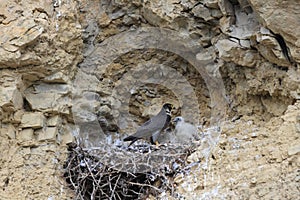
0, 0, 299, 199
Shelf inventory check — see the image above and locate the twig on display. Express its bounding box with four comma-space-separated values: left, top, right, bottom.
110, 174, 121, 199
128, 181, 160, 191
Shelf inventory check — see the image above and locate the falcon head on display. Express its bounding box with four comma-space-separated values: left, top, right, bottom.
173, 116, 184, 124
163, 103, 173, 113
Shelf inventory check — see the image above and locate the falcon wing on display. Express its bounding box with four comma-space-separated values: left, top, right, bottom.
133, 117, 162, 139
142, 118, 152, 127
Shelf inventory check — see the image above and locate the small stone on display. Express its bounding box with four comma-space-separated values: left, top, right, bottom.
44, 72, 69, 83
192, 4, 213, 21
174, 174, 184, 184
203, 0, 219, 9
187, 151, 202, 163
196, 46, 216, 63
21, 112, 45, 129
219, 137, 227, 145
250, 177, 257, 184
123, 15, 134, 25
211, 9, 223, 18
98, 105, 111, 116
251, 132, 258, 138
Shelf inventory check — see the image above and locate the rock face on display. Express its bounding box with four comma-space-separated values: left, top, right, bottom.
0, 0, 299, 199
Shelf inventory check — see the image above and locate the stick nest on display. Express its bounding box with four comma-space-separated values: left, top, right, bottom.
63, 140, 198, 199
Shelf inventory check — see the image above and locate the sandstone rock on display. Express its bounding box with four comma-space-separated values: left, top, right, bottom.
13, 110, 24, 124
0, 73, 23, 112
141, 0, 183, 26
261, 96, 287, 116
237, 0, 252, 13
296, 115, 300, 133
33, 83, 70, 94
36, 127, 58, 142
18, 128, 34, 141
35, 144, 58, 153
211, 9, 223, 19
0, 0, 82, 198
281, 104, 300, 122
60, 124, 76, 145
98, 105, 112, 117
203, 0, 219, 9
47, 116, 62, 127
288, 144, 300, 156
21, 112, 45, 129
141, 7, 168, 26
226, 6, 259, 39
218, 0, 235, 25
12, 153, 25, 168
60, 131, 74, 145
192, 4, 214, 21
256, 187, 269, 197
98, 12, 111, 27
196, 46, 216, 63
0, 0, 299, 199
215, 39, 260, 67
72, 109, 98, 124
43, 72, 70, 83
72, 91, 101, 124
24, 83, 72, 115
10, 23, 43, 48
0, 88, 23, 113
187, 150, 203, 163
0, 18, 43, 68
253, 28, 291, 67
248, 0, 300, 63
73, 70, 111, 96
0, 124, 16, 139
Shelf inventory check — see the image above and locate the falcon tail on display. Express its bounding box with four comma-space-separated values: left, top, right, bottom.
123, 135, 139, 147
123, 135, 137, 141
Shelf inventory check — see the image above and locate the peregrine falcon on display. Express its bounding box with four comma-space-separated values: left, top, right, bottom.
173, 116, 199, 144
123, 103, 172, 146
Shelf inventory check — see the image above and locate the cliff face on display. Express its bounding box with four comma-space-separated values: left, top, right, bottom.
0, 0, 299, 199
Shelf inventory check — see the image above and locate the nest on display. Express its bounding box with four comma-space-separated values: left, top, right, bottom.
63, 140, 198, 200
